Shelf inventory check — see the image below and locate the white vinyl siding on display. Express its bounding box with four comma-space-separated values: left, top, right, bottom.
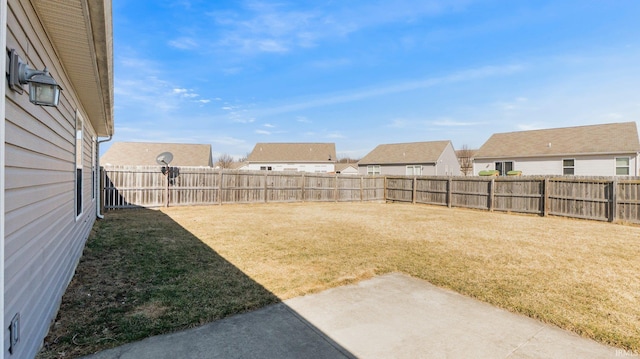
475, 155, 639, 176
244, 163, 335, 173
4, 1, 99, 357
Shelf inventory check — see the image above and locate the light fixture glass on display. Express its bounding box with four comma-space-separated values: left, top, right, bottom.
27, 73, 61, 106
7, 49, 62, 107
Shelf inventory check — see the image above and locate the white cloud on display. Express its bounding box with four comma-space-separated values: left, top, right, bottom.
168, 37, 199, 50
255, 129, 271, 135
207, 1, 472, 55
249, 64, 524, 117
432, 118, 482, 127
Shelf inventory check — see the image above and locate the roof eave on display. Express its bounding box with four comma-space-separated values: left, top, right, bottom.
474, 150, 640, 160
34, 0, 114, 137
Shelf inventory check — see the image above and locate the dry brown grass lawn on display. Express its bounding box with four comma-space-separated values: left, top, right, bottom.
164, 202, 640, 350
39, 202, 640, 358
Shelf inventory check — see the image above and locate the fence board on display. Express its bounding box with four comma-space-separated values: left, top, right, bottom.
102, 167, 640, 224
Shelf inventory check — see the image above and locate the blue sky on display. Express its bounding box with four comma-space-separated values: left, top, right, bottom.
110, 0, 640, 160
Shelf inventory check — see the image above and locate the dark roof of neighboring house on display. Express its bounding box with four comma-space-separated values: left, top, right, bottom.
101, 142, 213, 167
247, 143, 336, 162
358, 141, 452, 165
475, 122, 640, 159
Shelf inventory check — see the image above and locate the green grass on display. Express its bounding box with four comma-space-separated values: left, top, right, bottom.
37, 210, 279, 358
38, 202, 640, 357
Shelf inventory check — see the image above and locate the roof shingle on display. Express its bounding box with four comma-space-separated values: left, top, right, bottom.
358, 141, 452, 165
247, 143, 336, 162
475, 122, 640, 159
101, 142, 213, 167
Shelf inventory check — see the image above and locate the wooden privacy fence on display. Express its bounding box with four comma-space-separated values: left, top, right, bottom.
102, 166, 640, 224
385, 175, 640, 224
102, 166, 385, 209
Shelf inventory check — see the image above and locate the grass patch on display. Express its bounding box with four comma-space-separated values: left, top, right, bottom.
37, 209, 279, 358
39, 202, 640, 357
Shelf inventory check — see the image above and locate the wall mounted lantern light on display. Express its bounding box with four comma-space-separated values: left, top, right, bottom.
7, 49, 61, 107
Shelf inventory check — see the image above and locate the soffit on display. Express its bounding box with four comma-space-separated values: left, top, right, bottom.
32, 0, 114, 136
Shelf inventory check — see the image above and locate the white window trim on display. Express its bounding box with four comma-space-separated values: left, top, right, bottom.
367, 165, 381, 175
91, 136, 96, 201
494, 161, 514, 176
75, 111, 84, 219
406, 165, 422, 176
562, 158, 575, 175
615, 156, 630, 176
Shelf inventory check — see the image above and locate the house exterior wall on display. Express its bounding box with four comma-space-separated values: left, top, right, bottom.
336, 166, 359, 175
473, 154, 640, 176
4, 1, 100, 357
436, 142, 462, 176
357, 142, 462, 176
357, 164, 437, 176
244, 162, 335, 173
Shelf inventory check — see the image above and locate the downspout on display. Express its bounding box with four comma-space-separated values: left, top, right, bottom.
96, 135, 112, 219
1, 0, 9, 355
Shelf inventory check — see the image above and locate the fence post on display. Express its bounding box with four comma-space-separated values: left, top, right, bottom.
543, 177, 549, 216
264, 172, 268, 203
301, 173, 306, 202
384, 176, 387, 202
218, 171, 223, 205
335, 174, 339, 202
447, 178, 452, 208
164, 167, 170, 207
360, 176, 364, 202
610, 178, 618, 222
100, 167, 106, 212
489, 178, 495, 212
412, 177, 417, 204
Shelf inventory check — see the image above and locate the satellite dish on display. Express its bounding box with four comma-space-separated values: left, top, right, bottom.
156, 152, 174, 166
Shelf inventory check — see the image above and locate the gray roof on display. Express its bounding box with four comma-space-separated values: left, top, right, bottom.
101, 142, 213, 167
248, 143, 336, 163
475, 122, 640, 159
358, 141, 452, 165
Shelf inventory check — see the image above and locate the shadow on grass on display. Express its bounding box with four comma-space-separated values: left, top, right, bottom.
38, 209, 353, 359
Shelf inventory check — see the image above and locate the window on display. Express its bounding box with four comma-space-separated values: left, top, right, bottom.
563, 159, 575, 175
260, 166, 272, 171
494, 161, 513, 176
406, 165, 422, 176
616, 157, 630, 175
91, 137, 96, 200
367, 165, 381, 175
75, 112, 83, 217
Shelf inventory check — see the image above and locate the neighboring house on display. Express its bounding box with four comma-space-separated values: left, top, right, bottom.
358, 141, 461, 176
1, 1, 113, 358
244, 143, 336, 173
228, 161, 249, 170
473, 122, 640, 176
335, 163, 359, 175
101, 142, 213, 167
